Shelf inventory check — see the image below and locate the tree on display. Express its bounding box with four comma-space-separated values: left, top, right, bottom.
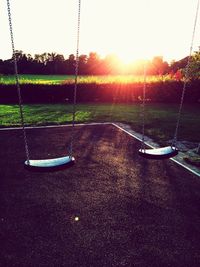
87, 52, 102, 75
169, 57, 188, 73
46, 53, 65, 74
66, 54, 76, 74
11, 50, 35, 74
78, 54, 88, 74
13, 50, 24, 61
149, 56, 169, 75
186, 50, 200, 80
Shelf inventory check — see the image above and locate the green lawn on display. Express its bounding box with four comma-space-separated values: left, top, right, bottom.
0, 103, 199, 144
0, 74, 172, 85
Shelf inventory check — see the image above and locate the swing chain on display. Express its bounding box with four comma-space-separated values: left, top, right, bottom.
69, 0, 81, 157
6, 0, 30, 163
141, 63, 147, 150
172, 0, 199, 148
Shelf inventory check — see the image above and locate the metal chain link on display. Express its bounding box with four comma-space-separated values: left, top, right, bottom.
6, 0, 30, 163
69, 0, 81, 157
141, 63, 147, 150
172, 0, 199, 147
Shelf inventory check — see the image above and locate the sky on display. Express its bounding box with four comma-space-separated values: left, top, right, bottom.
0, 0, 199, 63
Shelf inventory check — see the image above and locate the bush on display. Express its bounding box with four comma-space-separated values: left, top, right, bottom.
0, 80, 200, 104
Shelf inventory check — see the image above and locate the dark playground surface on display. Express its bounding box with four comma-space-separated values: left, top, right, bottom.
1, 124, 200, 267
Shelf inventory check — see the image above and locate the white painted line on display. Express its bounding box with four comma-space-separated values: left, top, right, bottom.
0, 122, 111, 131
170, 158, 200, 177
112, 123, 154, 147
112, 123, 200, 178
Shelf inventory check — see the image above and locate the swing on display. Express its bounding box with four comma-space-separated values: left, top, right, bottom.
139, 146, 178, 160
24, 156, 75, 172
7, 0, 81, 171
138, 64, 179, 160
139, 1, 199, 160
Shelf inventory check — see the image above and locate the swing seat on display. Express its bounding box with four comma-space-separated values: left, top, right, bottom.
24, 156, 75, 171
139, 146, 178, 160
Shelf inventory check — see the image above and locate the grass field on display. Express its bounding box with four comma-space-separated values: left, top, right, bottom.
0, 103, 199, 144
0, 74, 173, 85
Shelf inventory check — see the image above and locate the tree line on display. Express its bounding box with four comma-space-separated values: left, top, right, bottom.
0, 50, 199, 78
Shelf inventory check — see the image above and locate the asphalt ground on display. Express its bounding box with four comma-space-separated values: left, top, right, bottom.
0, 124, 200, 267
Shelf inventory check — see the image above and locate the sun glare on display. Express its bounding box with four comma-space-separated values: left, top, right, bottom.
80, 0, 199, 64
118, 53, 134, 64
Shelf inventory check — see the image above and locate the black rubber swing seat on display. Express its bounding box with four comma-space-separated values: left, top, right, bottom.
139, 146, 178, 160
24, 156, 75, 171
